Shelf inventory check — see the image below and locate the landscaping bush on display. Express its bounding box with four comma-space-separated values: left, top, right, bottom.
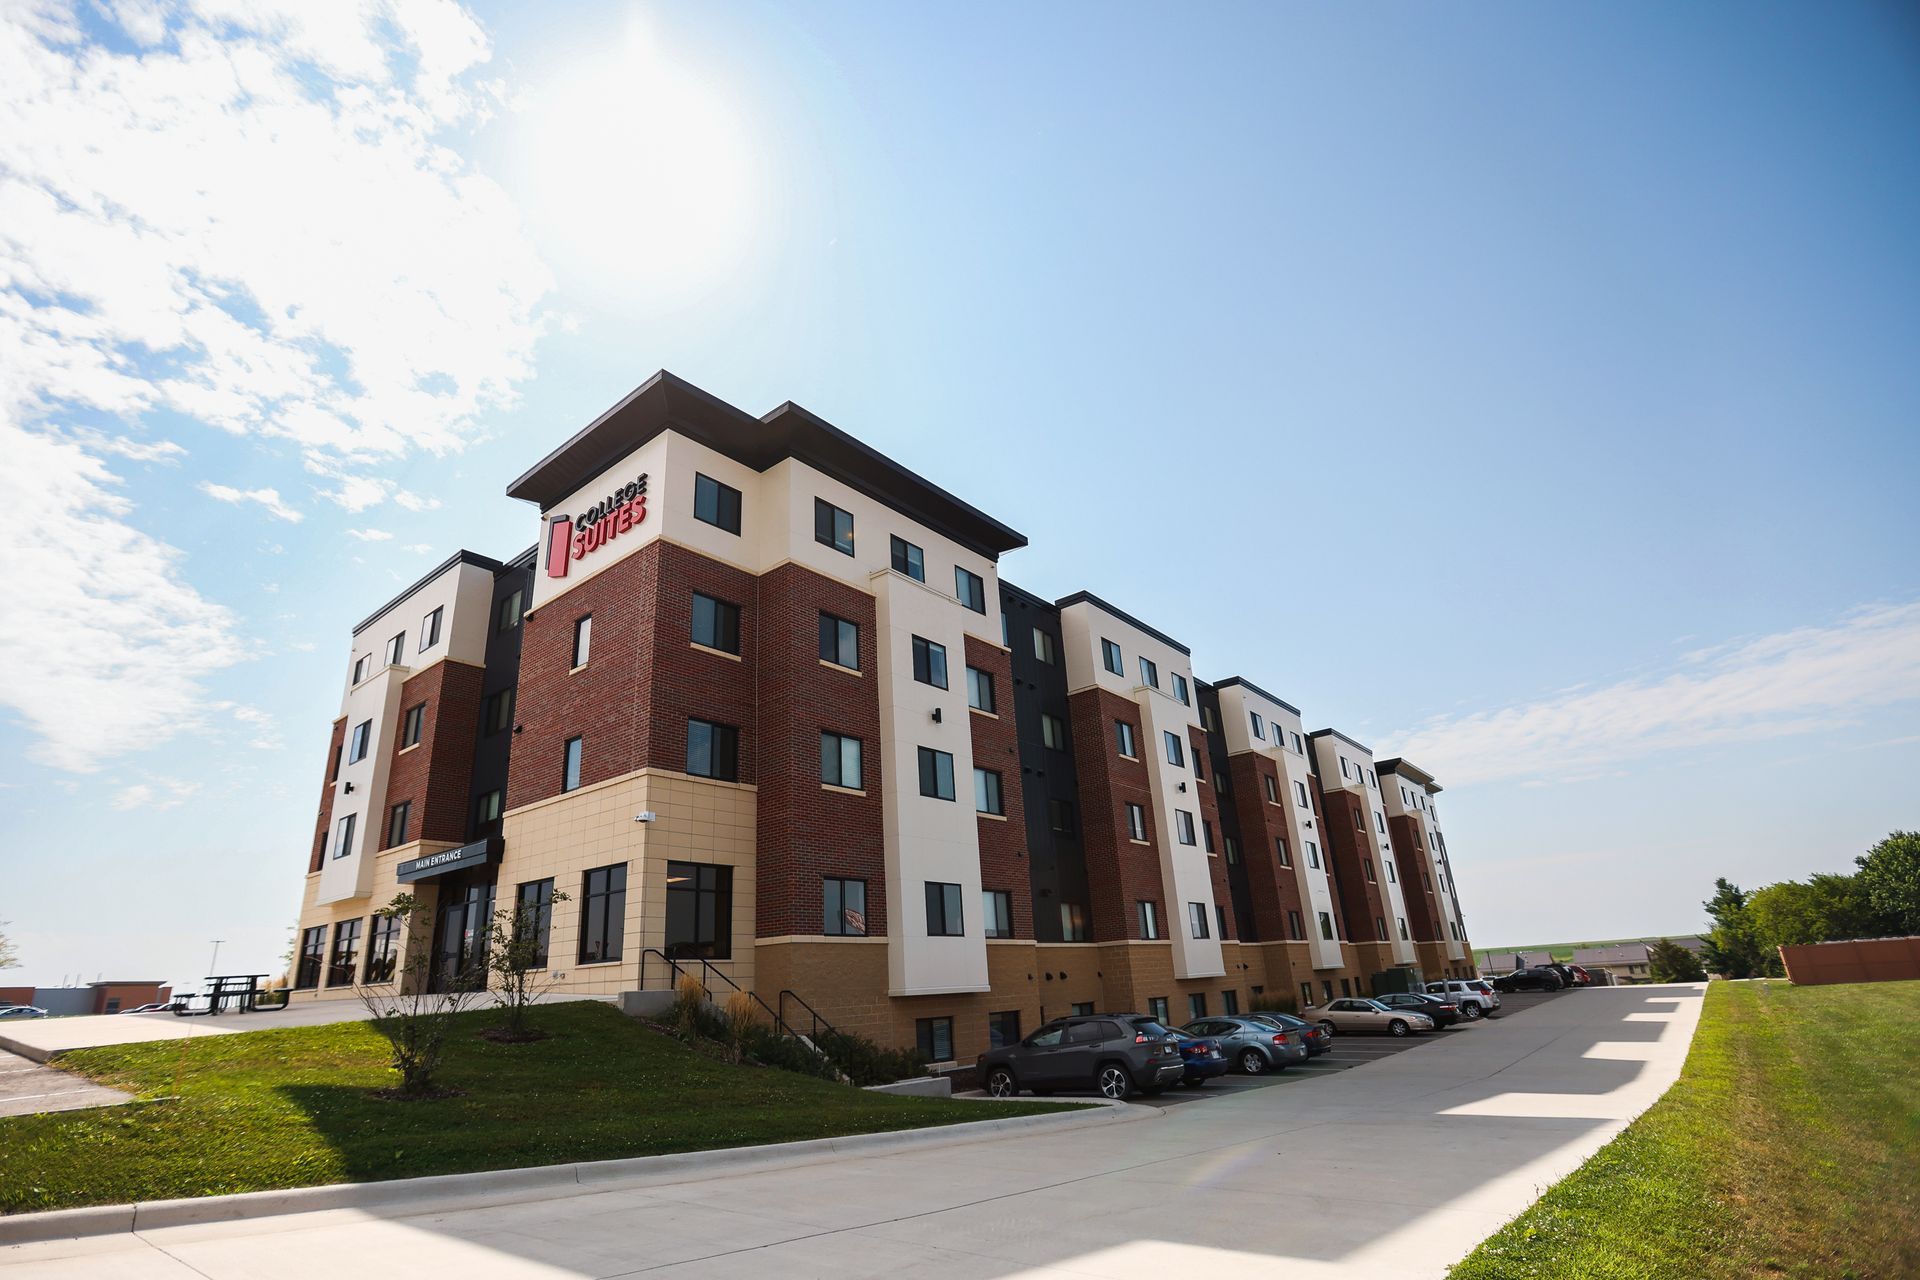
738, 1023, 840, 1080
1250, 992, 1300, 1016
814, 1029, 927, 1086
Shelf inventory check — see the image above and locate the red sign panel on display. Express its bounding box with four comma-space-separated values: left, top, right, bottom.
545, 473, 649, 580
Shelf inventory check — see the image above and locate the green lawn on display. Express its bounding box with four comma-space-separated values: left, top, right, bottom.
1451, 980, 1920, 1280
0, 1001, 1068, 1214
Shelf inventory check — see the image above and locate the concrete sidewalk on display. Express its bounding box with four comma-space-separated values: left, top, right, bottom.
0, 983, 1706, 1278
0, 1050, 130, 1118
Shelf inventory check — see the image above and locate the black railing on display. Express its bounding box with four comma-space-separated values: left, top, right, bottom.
637, 949, 799, 1040
777, 988, 843, 1044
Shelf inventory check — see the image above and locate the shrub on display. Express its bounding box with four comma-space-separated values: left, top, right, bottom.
668, 976, 728, 1043
738, 1023, 839, 1080
814, 1029, 926, 1086
1250, 992, 1300, 1016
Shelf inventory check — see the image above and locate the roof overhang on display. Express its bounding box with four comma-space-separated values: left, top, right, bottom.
1055, 590, 1190, 656
1308, 727, 1374, 757
1376, 757, 1440, 792
1211, 675, 1301, 717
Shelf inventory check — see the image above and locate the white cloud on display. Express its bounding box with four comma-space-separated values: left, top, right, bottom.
404, 542, 435, 554
1387, 602, 1920, 786
0, 1, 549, 772
394, 491, 441, 512
199, 481, 303, 523
110, 775, 201, 811
347, 528, 394, 542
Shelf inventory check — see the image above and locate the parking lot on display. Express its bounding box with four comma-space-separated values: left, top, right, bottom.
1131, 988, 1568, 1108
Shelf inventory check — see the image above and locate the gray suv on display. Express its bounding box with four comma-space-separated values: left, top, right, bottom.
978, 1014, 1185, 1099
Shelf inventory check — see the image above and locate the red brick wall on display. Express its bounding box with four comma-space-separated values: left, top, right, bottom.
1388, 814, 1443, 941
968, 636, 1033, 938
1188, 726, 1237, 942
1068, 687, 1164, 940
755, 562, 887, 939
381, 660, 485, 849
1316, 780, 1384, 943
309, 717, 347, 872
1778, 937, 1920, 986
1224, 752, 1305, 940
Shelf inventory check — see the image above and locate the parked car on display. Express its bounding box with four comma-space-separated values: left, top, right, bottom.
1566, 965, 1594, 987
1539, 963, 1583, 988
1426, 979, 1501, 1019
978, 1014, 1185, 1100
1166, 1030, 1233, 1086
0, 1005, 49, 1019
1373, 991, 1464, 1029
1313, 997, 1435, 1037
1182, 1015, 1310, 1074
1243, 1010, 1334, 1056
1492, 967, 1564, 992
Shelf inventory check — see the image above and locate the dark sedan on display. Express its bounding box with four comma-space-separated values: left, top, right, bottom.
1374, 991, 1464, 1028
1167, 1030, 1233, 1086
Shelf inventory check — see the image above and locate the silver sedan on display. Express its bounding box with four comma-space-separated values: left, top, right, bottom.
1313, 996, 1435, 1037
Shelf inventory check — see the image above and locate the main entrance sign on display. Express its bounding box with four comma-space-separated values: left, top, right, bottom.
546, 473, 649, 578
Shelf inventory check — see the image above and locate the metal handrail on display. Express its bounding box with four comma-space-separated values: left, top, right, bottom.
637, 948, 799, 1040
777, 988, 843, 1043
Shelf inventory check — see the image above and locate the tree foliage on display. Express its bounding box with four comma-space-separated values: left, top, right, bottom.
0, 922, 17, 971
1700, 878, 1781, 979
1748, 874, 1892, 951
1647, 937, 1706, 982
485, 889, 570, 1039
1854, 830, 1920, 935
356, 894, 475, 1097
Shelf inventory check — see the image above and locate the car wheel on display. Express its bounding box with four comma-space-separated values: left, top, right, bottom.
1096, 1063, 1134, 1100
1238, 1048, 1266, 1075
1388, 1019, 1410, 1037
1462, 1004, 1482, 1020
985, 1067, 1018, 1098
1318, 1020, 1336, 1036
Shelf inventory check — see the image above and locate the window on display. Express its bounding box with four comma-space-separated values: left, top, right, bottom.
1250, 711, 1266, 741
1059, 902, 1088, 941
474, 788, 503, 828
1376, 916, 1389, 941
1300, 982, 1314, 1009
1264, 774, 1279, 804
1398, 916, 1410, 941
818, 612, 860, 669
917, 1016, 954, 1062
1137, 900, 1160, 939
1385, 858, 1397, 883
1276, 836, 1292, 867
514, 879, 554, 968
694, 472, 742, 534
386, 632, 405, 666
966, 666, 995, 712
571, 615, 592, 668
890, 534, 924, 581
1126, 802, 1147, 840
1200, 704, 1214, 731
1291, 731, 1303, 753
691, 592, 741, 653
1189, 902, 1210, 938
1189, 993, 1207, 1020
955, 566, 986, 613
1147, 996, 1170, 1022
562, 735, 584, 792
686, 719, 740, 781
1224, 835, 1239, 864
1376, 810, 1387, 834
1175, 810, 1196, 845
918, 747, 956, 800
1071, 1002, 1095, 1016
1192, 752, 1205, 782
988, 1010, 1022, 1049
1340, 756, 1352, 780
1318, 911, 1334, 940
1307, 841, 1321, 869
823, 877, 868, 935
496, 587, 523, 633
1032, 627, 1057, 664
1202, 819, 1215, 853
364, 913, 400, 983
1322, 980, 1336, 1002
1041, 713, 1068, 750
483, 688, 514, 735
1101, 638, 1124, 676
820, 731, 863, 789
386, 800, 411, 847
580, 865, 627, 963
401, 702, 425, 748
327, 918, 362, 987
1048, 797, 1076, 834
420, 606, 442, 650
666, 861, 733, 959
1365, 859, 1377, 884
1354, 808, 1366, 831
813, 498, 855, 554
1163, 730, 1185, 767
1216, 904, 1228, 938
982, 890, 1012, 938
295, 926, 326, 989
348, 719, 371, 763
1115, 719, 1137, 757
333, 812, 356, 861
1341, 979, 1354, 998
1222, 991, 1240, 1015
1287, 909, 1304, 940
911, 635, 948, 688
925, 881, 964, 936
352, 654, 369, 684
1139, 656, 1159, 688
973, 767, 1003, 815
1294, 780, 1309, 806
1171, 673, 1189, 705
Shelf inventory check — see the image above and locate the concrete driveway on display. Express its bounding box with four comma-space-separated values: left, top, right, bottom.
0, 983, 1705, 1279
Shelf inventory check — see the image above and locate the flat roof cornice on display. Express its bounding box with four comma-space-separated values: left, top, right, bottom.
1376, 757, 1441, 791
1055, 590, 1191, 656
1308, 726, 1374, 757
352, 550, 504, 637
505, 371, 1028, 561
1211, 675, 1301, 717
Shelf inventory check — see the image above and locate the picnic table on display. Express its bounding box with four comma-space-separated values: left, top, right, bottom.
170, 974, 290, 1016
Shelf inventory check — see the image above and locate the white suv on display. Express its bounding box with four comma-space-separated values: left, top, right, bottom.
1426, 979, 1500, 1019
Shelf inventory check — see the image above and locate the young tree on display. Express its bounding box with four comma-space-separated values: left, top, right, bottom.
1647, 937, 1706, 983
1854, 831, 1920, 935
357, 894, 475, 1098
1700, 878, 1780, 978
0, 922, 18, 970
484, 889, 570, 1040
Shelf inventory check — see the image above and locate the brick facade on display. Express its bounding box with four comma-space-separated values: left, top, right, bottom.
966, 635, 1034, 939
380, 659, 485, 849
309, 716, 347, 873
1067, 687, 1164, 941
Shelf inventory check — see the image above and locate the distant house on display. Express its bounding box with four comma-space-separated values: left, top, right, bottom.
1573, 936, 1709, 984
1476, 950, 1555, 973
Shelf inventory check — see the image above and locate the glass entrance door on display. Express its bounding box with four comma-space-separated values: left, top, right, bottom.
429, 880, 496, 992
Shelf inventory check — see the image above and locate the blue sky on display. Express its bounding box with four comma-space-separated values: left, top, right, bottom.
2, 1, 1916, 988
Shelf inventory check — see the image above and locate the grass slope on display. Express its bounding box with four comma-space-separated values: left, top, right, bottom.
1451, 980, 1920, 1280
0, 1001, 1067, 1214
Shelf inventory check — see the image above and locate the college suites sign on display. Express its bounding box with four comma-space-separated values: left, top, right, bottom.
546, 472, 649, 579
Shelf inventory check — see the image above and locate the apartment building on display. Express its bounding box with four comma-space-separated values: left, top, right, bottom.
286, 371, 1477, 1064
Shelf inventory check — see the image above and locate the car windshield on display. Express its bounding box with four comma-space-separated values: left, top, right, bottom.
1127, 1018, 1173, 1037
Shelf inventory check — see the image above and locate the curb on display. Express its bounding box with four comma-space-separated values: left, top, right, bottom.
0, 1097, 1146, 1246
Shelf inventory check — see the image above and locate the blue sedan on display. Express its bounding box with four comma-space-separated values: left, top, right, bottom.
1168, 1030, 1232, 1086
